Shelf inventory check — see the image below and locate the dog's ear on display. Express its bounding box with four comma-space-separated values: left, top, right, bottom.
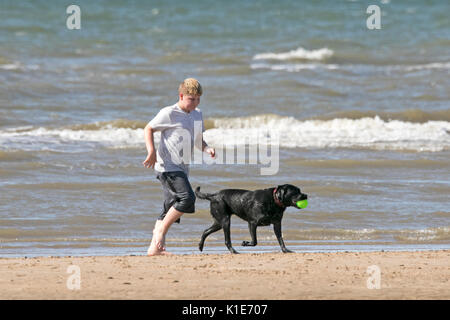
276, 184, 288, 203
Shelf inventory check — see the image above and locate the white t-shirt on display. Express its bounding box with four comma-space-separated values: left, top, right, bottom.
148, 103, 205, 175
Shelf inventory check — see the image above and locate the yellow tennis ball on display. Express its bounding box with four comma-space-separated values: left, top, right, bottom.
296, 199, 308, 209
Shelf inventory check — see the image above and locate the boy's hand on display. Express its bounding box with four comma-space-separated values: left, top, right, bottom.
143, 151, 157, 168
205, 146, 216, 158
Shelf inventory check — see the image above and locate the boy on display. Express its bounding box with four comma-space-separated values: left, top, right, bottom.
143, 78, 215, 255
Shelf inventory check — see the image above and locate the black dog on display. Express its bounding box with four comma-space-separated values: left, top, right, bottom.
195, 184, 307, 254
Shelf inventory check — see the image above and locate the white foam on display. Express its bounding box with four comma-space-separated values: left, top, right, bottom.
0, 63, 21, 70
253, 47, 334, 61
251, 61, 450, 73
251, 62, 339, 72
0, 127, 147, 152
403, 62, 450, 71
1, 116, 449, 152
0, 62, 40, 71
250, 55, 450, 72
203, 115, 450, 152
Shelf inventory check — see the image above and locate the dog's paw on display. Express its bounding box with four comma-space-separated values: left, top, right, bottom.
242, 241, 256, 246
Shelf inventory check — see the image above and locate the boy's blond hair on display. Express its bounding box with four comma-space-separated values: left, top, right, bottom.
178, 78, 203, 96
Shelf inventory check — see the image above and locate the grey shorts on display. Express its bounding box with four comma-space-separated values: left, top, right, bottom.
156, 171, 196, 223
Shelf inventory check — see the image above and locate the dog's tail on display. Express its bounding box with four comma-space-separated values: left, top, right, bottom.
195, 186, 215, 201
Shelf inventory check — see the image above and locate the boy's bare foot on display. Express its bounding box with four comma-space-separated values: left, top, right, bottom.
147, 208, 184, 256
147, 248, 173, 256
147, 226, 170, 256
147, 248, 169, 256
147, 239, 173, 255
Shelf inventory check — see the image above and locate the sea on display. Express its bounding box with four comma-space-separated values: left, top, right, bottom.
0, 0, 449, 257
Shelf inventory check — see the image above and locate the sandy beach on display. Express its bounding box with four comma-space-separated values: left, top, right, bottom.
1, 250, 449, 300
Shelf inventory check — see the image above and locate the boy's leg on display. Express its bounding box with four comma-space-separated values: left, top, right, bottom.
148, 171, 195, 255
147, 219, 164, 255
161, 185, 181, 224
147, 206, 184, 255
147, 173, 176, 254
153, 187, 177, 249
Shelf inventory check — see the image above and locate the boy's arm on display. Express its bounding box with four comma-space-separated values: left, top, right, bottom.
200, 116, 215, 158
143, 123, 157, 168
202, 139, 215, 158
144, 123, 156, 153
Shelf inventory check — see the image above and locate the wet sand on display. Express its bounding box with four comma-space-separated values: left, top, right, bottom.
1, 250, 449, 299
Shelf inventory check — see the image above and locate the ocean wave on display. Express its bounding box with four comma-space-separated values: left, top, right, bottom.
1, 227, 448, 243
403, 62, 450, 71
0, 61, 40, 71
253, 47, 334, 61
286, 158, 449, 170
0, 150, 38, 162
283, 227, 450, 242
394, 227, 450, 242
68, 119, 147, 130
251, 62, 339, 71
0, 63, 21, 70
205, 114, 450, 152
0, 126, 144, 152
1, 114, 449, 152
312, 109, 450, 123
251, 60, 450, 73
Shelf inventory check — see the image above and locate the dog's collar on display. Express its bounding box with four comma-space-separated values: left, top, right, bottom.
273, 188, 285, 208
